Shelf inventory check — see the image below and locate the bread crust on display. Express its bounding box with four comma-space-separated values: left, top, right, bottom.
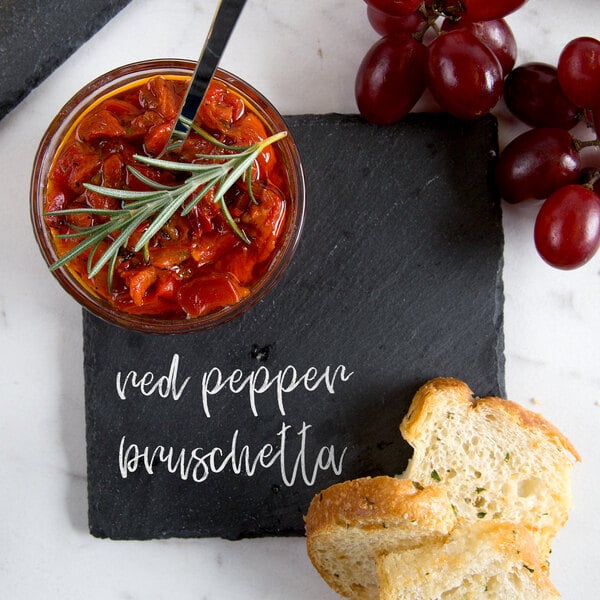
305, 476, 456, 536
401, 377, 580, 462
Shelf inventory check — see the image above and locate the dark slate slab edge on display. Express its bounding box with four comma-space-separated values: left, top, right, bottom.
83, 112, 505, 540
0, 0, 132, 120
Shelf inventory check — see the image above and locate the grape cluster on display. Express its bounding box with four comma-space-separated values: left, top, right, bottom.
356, 0, 524, 123
356, 1, 600, 270
497, 38, 600, 269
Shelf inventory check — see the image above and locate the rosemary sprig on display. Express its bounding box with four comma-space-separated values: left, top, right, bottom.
46, 127, 287, 290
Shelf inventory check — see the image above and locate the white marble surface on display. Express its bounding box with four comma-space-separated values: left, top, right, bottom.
1, 0, 599, 598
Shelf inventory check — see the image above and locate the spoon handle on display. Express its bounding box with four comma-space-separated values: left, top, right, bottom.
169, 0, 247, 147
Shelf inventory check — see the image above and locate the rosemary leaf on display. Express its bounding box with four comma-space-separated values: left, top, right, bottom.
180, 116, 247, 152
125, 166, 179, 190
212, 141, 268, 206
130, 153, 227, 172
49, 222, 116, 271
44, 126, 288, 290
87, 205, 154, 278
133, 184, 198, 251
46, 206, 124, 217
107, 251, 120, 292
83, 183, 166, 201
219, 193, 250, 245
246, 164, 258, 205
180, 179, 219, 216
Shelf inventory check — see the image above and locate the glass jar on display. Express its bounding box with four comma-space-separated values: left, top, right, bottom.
30, 59, 305, 334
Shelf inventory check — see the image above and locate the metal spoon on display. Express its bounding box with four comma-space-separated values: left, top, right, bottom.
160, 0, 247, 154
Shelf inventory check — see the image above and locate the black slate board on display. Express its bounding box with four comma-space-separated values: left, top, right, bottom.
0, 0, 132, 120
83, 112, 505, 540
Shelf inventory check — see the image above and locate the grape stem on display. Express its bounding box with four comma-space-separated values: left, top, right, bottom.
581, 167, 600, 190
572, 137, 600, 192
413, 1, 472, 43
428, 1, 465, 21
414, 2, 443, 42
573, 138, 600, 152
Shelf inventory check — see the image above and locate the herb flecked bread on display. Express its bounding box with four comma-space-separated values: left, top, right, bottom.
377, 520, 560, 600
400, 377, 580, 558
305, 377, 579, 599
305, 476, 456, 600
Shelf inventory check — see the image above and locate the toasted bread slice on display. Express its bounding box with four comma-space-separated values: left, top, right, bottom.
377, 520, 560, 600
400, 377, 580, 557
305, 476, 456, 600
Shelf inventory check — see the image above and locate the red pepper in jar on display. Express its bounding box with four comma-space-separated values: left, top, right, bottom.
44, 75, 290, 319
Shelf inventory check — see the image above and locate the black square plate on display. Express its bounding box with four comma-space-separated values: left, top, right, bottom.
84, 112, 504, 540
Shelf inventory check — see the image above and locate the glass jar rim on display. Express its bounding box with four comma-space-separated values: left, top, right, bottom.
30, 59, 306, 334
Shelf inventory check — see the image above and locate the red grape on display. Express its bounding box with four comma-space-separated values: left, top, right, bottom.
504, 63, 581, 129
557, 37, 600, 108
460, 0, 529, 21
367, 5, 428, 36
441, 18, 517, 76
534, 184, 600, 269
364, 0, 423, 17
495, 128, 581, 204
355, 34, 428, 125
426, 30, 503, 120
